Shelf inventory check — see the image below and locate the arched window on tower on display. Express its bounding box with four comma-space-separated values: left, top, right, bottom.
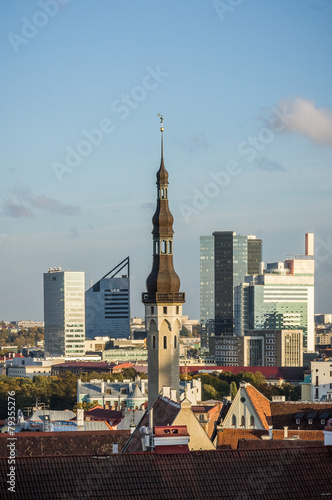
152, 335, 156, 350
163, 336, 167, 349
161, 188, 165, 199
174, 335, 177, 349
169, 241, 172, 254
162, 240, 167, 254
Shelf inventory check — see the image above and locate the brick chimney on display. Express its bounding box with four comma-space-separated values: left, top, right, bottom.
153, 425, 190, 454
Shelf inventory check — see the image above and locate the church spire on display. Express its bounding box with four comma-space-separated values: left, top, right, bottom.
143, 115, 184, 299
142, 117, 185, 409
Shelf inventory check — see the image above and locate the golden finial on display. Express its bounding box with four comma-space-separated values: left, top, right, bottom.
157, 113, 164, 132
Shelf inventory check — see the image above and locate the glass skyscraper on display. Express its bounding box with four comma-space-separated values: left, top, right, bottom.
85, 257, 130, 339
200, 236, 214, 348
213, 231, 262, 336
200, 231, 262, 344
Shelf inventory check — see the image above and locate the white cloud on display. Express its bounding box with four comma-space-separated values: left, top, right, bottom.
278, 97, 332, 146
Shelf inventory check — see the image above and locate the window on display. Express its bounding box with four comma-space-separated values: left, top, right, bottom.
296, 418, 300, 425
174, 335, 177, 349
250, 416, 254, 427
321, 419, 326, 425
163, 336, 167, 349
176, 306, 179, 315
241, 416, 245, 427
152, 335, 156, 350
151, 306, 154, 314
308, 419, 313, 425
163, 306, 167, 314
232, 415, 236, 427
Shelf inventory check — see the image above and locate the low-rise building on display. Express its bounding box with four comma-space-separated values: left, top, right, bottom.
311, 356, 332, 401
210, 329, 303, 367
217, 382, 332, 448
77, 378, 148, 409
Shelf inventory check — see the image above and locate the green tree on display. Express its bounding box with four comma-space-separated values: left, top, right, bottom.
230, 381, 237, 400
202, 384, 217, 400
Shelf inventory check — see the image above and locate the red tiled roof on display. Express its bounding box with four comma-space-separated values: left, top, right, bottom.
271, 402, 332, 430
180, 366, 305, 381
245, 384, 271, 430
81, 408, 124, 427
0, 430, 130, 458
51, 361, 111, 369
238, 439, 324, 449
1, 447, 332, 499
180, 366, 283, 376
218, 428, 324, 450
218, 428, 268, 449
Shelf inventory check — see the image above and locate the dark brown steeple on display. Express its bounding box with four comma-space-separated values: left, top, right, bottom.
143, 116, 185, 303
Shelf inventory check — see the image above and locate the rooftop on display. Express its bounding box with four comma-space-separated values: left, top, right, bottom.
0, 447, 331, 499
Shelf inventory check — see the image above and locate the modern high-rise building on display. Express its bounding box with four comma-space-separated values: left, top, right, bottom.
85, 257, 130, 340
199, 235, 214, 348
200, 231, 262, 343
235, 233, 315, 351
142, 116, 185, 408
44, 268, 85, 357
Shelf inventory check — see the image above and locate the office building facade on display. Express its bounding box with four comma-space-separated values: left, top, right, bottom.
200, 232, 262, 344
44, 268, 85, 357
235, 233, 315, 351
85, 257, 130, 340
199, 235, 214, 348
210, 329, 303, 367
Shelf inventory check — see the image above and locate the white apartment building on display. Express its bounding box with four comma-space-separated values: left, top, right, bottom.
311, 358, 332, 401
44, 267, 85, 357
235, 233, 315, 352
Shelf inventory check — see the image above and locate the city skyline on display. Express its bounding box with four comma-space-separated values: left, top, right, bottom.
1, 1, 332, 321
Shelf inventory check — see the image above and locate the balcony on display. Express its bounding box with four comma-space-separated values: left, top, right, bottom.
142, 292, 185, 304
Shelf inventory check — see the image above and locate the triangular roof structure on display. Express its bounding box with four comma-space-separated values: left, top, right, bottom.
129, 384, 144, 399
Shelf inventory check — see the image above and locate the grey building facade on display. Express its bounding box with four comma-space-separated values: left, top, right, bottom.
85, 258, 130, 340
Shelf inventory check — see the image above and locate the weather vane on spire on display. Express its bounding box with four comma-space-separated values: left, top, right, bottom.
157, 113, 164, 132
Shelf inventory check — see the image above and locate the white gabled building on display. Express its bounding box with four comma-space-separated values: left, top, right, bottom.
311, 357, 332, 401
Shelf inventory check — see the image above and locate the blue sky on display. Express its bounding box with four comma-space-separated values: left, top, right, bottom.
0, 0, 332, 321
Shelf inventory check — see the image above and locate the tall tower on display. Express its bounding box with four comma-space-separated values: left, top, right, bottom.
142, 116, 185, 409
44, 268, 85, 357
